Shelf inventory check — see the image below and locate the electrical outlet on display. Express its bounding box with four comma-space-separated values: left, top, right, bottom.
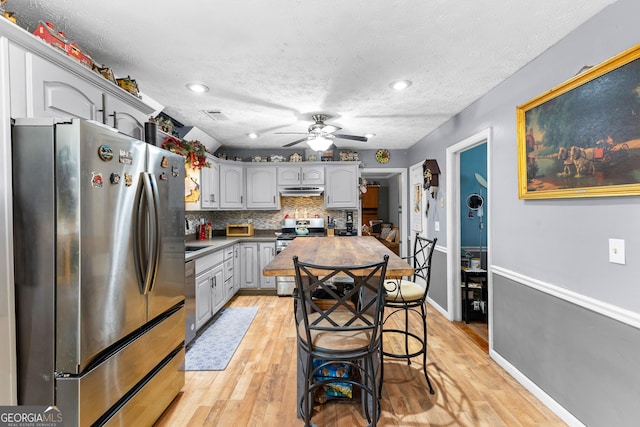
609, 238, 625, 264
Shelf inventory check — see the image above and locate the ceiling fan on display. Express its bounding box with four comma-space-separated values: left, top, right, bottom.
277, 114, 368, 150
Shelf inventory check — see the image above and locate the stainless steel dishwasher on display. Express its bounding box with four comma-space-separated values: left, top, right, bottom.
184, 260, 196, 346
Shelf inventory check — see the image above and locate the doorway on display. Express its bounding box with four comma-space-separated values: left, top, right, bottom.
446, 129, 491, 351
360, 168, 408, 257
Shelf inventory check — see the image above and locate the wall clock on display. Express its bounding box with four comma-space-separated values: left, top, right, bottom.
375, 149, 390, 164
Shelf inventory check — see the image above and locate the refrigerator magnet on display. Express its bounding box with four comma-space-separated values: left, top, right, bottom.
172, 166, 179, 177
91, 172, 104, 188
98, 145, 113, 161
124, 173, 133, 187
161, 156, 169, 168
159, 172, 168, 181
110, 172, 121, 184
119, 149, 133, 165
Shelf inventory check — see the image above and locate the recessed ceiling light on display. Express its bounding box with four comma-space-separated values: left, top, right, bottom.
248, 133, 259, 139
186, 82, 209, 93
365, 133, 375, 139
390, 80, 412, 90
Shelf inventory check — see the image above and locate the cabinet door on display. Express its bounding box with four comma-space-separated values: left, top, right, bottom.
325, 165, 359, 208
233, 244, 241, 293
185, 165, 202, 211
301, 166, 324, 185
277, 166, 301, 185
220, 163, 245, 209
211, 264, 225, 315
29, 54, 102, 120
240, 243, 258, 288
195, 271, 213, 330
102, 94, 146, 140
201, 157, 220, 209
246, 166, 279, 209
259, 243, 276, 289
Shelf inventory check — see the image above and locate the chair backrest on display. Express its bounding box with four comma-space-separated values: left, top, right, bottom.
410, 234, 437, 293
293, 255, 390, 356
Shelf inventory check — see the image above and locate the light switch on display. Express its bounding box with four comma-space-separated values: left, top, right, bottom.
609, 238, 625, 265
434, 221, 440, 232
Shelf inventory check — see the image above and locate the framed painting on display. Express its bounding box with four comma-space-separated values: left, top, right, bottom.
517, 42, 640, 199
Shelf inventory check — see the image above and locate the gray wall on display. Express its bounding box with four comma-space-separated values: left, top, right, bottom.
408, 0, 640, 425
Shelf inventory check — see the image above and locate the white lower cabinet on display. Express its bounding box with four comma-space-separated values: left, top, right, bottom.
240, 243, 258, 288
240, 241, 276, 289
195, 250, 225, 331
259, 242, 276, 289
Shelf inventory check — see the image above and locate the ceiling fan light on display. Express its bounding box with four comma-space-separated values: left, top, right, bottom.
248, 132, 259, 139
307, 136, 332, 152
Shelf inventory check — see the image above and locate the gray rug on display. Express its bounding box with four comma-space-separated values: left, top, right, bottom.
185, 307, 259, 371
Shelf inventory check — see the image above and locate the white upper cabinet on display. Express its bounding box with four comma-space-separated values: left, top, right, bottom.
277, 165, 324, 186
201, 155, 220, 209
27, 53, 103, 121
5, 21, 156, 138
325, 164, 359, 209
246, 166, 279, 209
102, 94, 147, 140
219, 163, 245, 209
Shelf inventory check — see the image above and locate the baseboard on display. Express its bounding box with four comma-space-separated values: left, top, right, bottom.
490, 349, 584, 427
237, 288, 277, 296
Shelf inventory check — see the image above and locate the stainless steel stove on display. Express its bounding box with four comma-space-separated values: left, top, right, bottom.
276, 226, 326, 295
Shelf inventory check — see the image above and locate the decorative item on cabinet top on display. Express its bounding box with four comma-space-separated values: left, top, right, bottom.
160, 136, 210, 169
115, 75, 139, 97
33, 21, 93, 68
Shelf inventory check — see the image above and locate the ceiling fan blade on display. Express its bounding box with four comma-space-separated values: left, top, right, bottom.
333, 134, 368, 142
283, 137, 310, 148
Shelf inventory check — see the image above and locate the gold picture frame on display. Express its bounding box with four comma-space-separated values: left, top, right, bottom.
517, 42, 640, 199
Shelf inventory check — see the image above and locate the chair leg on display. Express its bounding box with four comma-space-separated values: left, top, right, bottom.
404, 305, 412, 366
421, 304, 435, 395
378, 339, 384, 396
302, 354, 313, 426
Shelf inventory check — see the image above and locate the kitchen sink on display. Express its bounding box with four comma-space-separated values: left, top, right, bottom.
185, 245, 209, 253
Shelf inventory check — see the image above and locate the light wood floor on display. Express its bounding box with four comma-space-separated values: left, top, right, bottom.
155, 295, 565, 426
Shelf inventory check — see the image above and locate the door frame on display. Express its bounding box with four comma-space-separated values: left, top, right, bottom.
360, 168, 408, 257
446, 129, 491, 335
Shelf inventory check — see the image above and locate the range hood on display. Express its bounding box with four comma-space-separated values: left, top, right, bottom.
279, 186, 325, 197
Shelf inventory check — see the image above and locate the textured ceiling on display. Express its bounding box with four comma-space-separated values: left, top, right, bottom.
6, 0, 617, 151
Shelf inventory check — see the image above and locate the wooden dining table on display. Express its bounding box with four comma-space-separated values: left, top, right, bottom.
262, 235, 413, 278
262, 235, 413, 419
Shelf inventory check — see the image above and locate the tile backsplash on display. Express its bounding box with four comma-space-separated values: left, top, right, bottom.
185, 196, 358, 235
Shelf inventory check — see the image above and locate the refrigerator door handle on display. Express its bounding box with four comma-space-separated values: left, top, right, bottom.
135, 172, 160, 295
147, 172, 161, 292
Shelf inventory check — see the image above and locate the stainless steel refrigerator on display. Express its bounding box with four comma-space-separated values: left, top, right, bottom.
12, 118, 186, 426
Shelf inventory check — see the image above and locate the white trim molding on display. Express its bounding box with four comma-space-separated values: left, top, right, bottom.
491, 265, 640, 331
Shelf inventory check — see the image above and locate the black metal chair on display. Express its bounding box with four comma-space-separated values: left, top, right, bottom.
380, 234, 437, 395
293, 255, 389, 427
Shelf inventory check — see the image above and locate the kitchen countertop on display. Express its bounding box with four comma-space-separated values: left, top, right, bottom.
185, 230, 278, 261
262, 236, 412, 277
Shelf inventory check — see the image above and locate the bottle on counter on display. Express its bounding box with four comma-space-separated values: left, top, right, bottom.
198, 219, 206, 240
